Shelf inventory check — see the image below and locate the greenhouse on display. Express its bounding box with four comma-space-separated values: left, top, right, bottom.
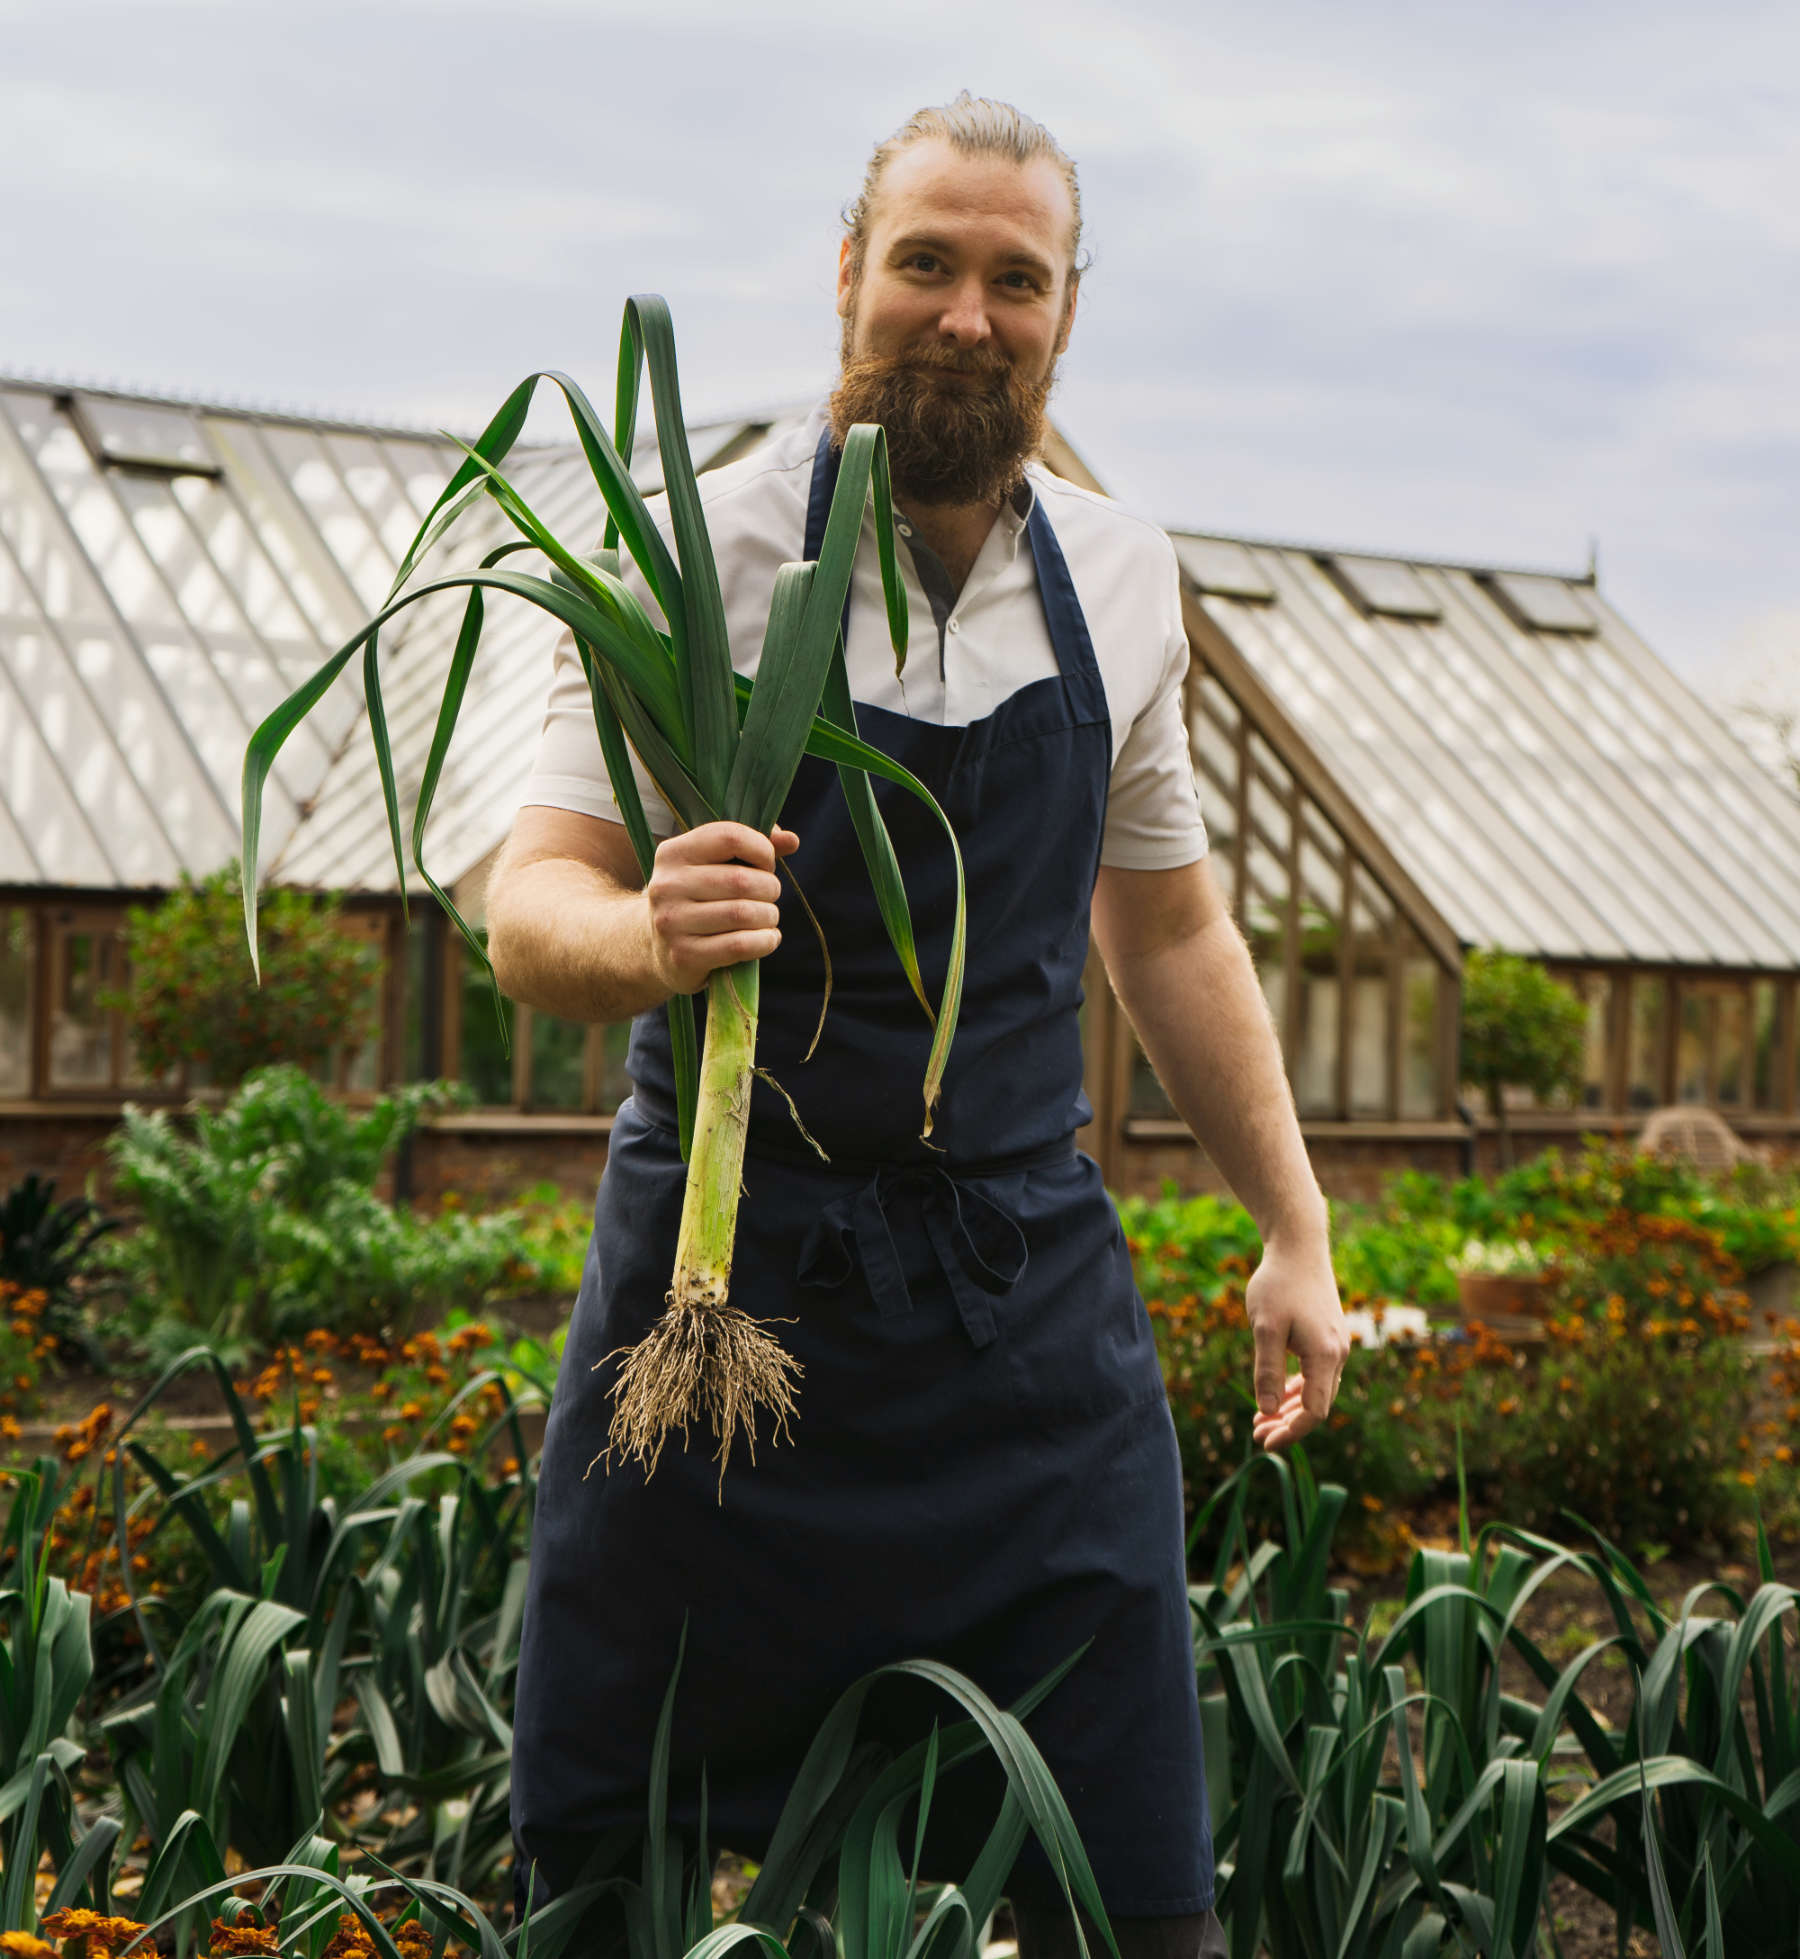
2, 374, 1797, 1202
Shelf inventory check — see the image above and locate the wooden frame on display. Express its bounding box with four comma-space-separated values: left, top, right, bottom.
1164, 663, 1463, 1131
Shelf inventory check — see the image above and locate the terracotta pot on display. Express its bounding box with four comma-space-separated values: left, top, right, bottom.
1456, 1271, 1553, 1321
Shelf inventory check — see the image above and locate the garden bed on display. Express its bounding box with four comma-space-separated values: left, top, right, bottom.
5, 1094, 1800, 1956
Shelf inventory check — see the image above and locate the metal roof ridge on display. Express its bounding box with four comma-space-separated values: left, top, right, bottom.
0, 366, 580, 450
1169, 522, 1596, 588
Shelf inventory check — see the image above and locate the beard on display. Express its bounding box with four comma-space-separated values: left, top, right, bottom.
829, 327, 1057, 509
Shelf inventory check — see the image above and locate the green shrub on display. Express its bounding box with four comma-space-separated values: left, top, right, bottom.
1460, 949, 1587, 1166
104, 1067, 527, 1363
102, 865, 382, 1089
257, 1186, 525, 1340
1128, 1175, 1775, 1556
1458, 1211, 1758, 1551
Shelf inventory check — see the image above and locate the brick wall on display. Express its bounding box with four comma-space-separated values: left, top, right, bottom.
0, 1110, 122, 1201
404, 1119, 613, 1211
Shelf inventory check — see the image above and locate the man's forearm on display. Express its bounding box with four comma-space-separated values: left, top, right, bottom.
486, 854, 670, 1024
1113, 911, 1326, 1248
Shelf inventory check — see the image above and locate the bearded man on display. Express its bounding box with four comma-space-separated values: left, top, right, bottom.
497, 94, 1349, 1959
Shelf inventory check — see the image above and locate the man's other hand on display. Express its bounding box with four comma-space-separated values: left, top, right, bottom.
1245, 1233, 1351, 1451
645, 822, 800, 995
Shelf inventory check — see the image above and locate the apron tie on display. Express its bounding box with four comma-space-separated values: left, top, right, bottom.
797, 1164, 1033, 1349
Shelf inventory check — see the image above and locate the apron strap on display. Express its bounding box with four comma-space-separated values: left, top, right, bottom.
797, 1163, 1037, 1351
809, 426, 1108, 712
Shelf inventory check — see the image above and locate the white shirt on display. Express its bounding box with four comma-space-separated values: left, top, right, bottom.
521, 408, 1207, 871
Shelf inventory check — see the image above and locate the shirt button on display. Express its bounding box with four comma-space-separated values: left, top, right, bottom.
948, 618, 961, 635
897, 523, 912, 537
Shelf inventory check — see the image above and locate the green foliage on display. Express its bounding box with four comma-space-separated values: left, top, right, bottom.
1121, 1188, 1472, 1534
1128, 1160, 1789, 1554
239, 305, 964, 1170
1330, 1211, 1461, 1308
463, 1179, 594, 1297
1194, 1453, 1551, 1957
104, 865, 382, 1089
103, 1067, 528, 1362
1459, 951, 1586, 1164
1377, 1140, 1800, 1277
0, 1175, 119, 1350
1457, 1212, 1760, 1551
4, 1357, 1110, 1959
1194, 1456, 1800, 1959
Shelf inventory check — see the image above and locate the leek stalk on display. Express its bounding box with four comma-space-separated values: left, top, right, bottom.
240, 296, 965, 1490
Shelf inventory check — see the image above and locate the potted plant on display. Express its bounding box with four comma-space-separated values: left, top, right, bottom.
1449, 1237, 1555, 1321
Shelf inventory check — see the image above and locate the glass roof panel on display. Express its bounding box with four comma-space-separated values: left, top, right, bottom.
0, 650, 114, 885
1329, 554, 1442, 621
1212, 538, 1800, 966
1, 609, 176, 886
74, 395, 217, 476
202, 417, 365, 648
1432, 570, 1762, 962
1488, 572, 1597, 635
169, 473, 320, 647
1247, 555, 1595, 952
381, 438, 456, 520
255, 424, 393, 613
1178, 537, 1275, 602
0, 394, 243, 876
323, 433, 427, 567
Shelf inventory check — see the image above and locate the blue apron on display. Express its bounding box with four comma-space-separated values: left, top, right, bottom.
511, 435, 1213, 1916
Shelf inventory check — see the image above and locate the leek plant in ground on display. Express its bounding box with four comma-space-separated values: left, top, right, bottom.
240, 298, 965, 1486
1191, 1452, 1800, 1959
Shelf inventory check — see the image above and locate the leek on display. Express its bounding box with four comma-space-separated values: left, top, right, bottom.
241, 297, 966, 1491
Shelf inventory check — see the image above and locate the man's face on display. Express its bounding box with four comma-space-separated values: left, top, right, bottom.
831, 139, 1079, 507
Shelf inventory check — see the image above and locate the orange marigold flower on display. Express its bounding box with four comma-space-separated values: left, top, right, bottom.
398, 1401, 423, 1422
311, 1368, 333, 1387
501, 1457, 521, 1477
1498, 1397, 1520, 1417
208, 1918, 281, 1955
1360, 1493, 1384, 1512
38, 1910, 151, 1948
321, 1916, 379, 1959
0, 1936, 58, 1958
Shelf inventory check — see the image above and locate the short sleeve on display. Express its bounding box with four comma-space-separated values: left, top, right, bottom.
1099, 544, 1207, 870
518, 624, 680, 840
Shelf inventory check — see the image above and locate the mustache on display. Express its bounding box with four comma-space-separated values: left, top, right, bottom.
830, 336, 1055, 507
872, 342, 1016, 381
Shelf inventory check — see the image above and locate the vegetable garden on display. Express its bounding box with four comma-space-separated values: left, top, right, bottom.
1, 1068, 1798, 1955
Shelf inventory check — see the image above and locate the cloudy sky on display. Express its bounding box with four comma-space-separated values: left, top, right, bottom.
4, 0, 1795, 710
